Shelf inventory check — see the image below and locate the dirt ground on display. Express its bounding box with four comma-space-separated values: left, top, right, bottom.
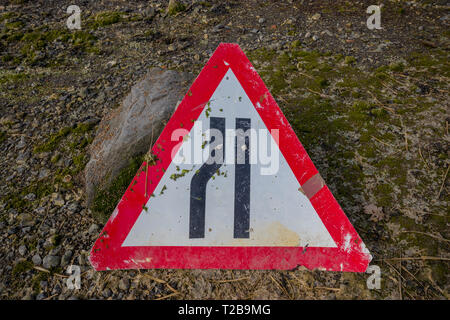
0, 0, 448, 300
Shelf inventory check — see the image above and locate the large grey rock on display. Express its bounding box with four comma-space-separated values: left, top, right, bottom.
85, 68, 193, 205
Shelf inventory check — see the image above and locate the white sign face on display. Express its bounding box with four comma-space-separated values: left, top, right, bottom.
122, 69, 336, 248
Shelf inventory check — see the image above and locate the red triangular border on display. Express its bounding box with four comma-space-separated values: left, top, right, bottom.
90, 43, 372, 272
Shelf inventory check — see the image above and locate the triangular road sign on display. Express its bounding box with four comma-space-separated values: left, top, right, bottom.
90, 43, 372, 272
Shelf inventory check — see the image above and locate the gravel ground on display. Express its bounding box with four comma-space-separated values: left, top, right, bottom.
0, 0, 448, 300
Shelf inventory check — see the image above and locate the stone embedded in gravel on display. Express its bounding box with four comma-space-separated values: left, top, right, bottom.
84, 68, 193, 205
51, 193, 65, 207
18, 213, 33, 227
61, 250, 73, 267
24, 193, 36, 201
22, 291, 35, 300
79, 87, 89, 98
102, 288, 112, 298
67, 202, 80, 213
38, 168, 50, 180
40, 281, 48, 290
42, 255, 61, 269
88, 224, 99, 235
18, 245, 27, 256
36, 292, 47, 300
311, 13, 321, 21
32, 254, 42, 266
118, 278, 130, 291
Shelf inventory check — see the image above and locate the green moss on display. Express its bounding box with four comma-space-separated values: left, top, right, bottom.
291, 40, 301, 48
33, 126, 72, 153
430, 262, 449, 285
0, 72, 28, 85
34, 121, 95, 154
50, 154, 61, 163
5, 20, 25, 30
51, 234, 62, 246
91, 155, 144, 223
2, 180, 54, 211
73, 122, 96, 134
389, 62, 404, 72
167, 1, 186, 15
170, 169, 191, 181
0, 12, 16, 22
267, 70, 287, 95
316, 77, 330, 88
374, 183, 394, 207
4, 27, 97, 66
72, 154, 87, 173
0, 131, 6, 143
344, 56, 356, 65
90, 11, 123, 29
31, 272, 49, 293
12, 260, 33, 275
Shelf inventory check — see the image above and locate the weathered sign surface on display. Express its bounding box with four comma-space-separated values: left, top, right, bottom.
90, 43, 372, 272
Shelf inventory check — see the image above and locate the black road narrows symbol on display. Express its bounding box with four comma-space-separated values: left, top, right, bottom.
234, 118, 251, 238
189, 117, 225, 238
189, 117, 251, 239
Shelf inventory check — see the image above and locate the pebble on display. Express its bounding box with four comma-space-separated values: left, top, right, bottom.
311, 13, 321, 21
61, 250, 73, 267
88, 224, 99, 235
24, 193, 36, 201
36, 293, 47, 300
118, 278, 130, 291
42, 255, 61, 269
18, 245, 27, 256
102, 288, 112, 298
51, 193, 65, 207
32, 254, 42, 266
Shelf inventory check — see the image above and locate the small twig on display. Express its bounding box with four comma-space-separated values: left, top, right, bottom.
154, 292, 180, 300
383, 261, 408, 288
36, 204, 51, 231
145, 275, 166, 284
418, 145, 430, 169
381, 81, 398, 95
289, 273, 312, 290
33, 266, 68, 278
400, 231, 450, 243
400, 118, 408, 152
269, 275, 292, 299
376, 256, 450, 262
371, 135, 396, 148
368, 91, 395, 113
145, 274, 179, 293
295, 68, 315, 80
43, 293, 59, 300
144, 162, 149, 198
398, 251, 402, 300
307, 88, 332, 99
436, 164, 449, 200
211, 277, 250, 284
313, 286, 340, 292
400, 265, 424, 291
